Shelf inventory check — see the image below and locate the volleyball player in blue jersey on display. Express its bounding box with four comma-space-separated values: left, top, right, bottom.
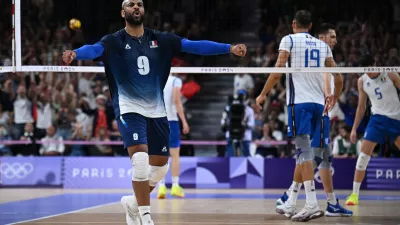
62, 1, 246, 224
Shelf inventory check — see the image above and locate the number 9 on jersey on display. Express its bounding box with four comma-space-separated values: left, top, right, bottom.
137, 56, 150, 75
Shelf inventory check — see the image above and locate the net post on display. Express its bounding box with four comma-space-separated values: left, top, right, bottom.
15, 0, 21, 71
12, 0, 15, 73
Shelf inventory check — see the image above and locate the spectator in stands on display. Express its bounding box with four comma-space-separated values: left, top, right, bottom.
255, 123, 279, 158
179, 74, 201, 104
83, 94, 113, 138
109, 119, 126, 156
13, 85, 34, 139
39, 125, 65, 156
102, 86, 115, 128
250, 46, 264, 67
56, 106, 73, 140
70, 107, 92, 139
0, 124, 12, 156
0, 103, 11, 134
332, 125, 361, 158
233, 73, 254, 99
34, 93, 52, 139
0, 79, 14, 112
266, 108, 284, 133
89, 126, 112, 156
70, 122, 86, 156
15, 122, 38, 156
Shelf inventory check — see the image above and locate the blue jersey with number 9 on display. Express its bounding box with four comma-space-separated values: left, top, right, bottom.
97, 28, 183, 118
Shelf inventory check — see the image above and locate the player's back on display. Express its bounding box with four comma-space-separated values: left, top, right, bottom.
279, 33, 332, 106
163, 75, 182, 121
98, 28, 182, 119
361, 73, 400, 120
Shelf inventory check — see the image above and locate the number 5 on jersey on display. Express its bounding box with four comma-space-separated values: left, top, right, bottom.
137, 56, 150, 75
375, 87, 383, 100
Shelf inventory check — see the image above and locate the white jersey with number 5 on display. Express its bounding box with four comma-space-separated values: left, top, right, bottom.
361, 72, 400, 120
279, 33, 333, 106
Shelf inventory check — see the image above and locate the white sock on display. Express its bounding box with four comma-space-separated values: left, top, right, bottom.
172, 176, 179, 186
327, 192, 337, 205
353, 182, 361, 195
138, 206, 151, 222
287, 181, 296, 196
304, 180, 318, 206
159, 179, 165, 186
287, 182, 302, 206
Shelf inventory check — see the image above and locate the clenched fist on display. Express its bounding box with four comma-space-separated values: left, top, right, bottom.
62, 50, 77, 65
230, 44, 247, 57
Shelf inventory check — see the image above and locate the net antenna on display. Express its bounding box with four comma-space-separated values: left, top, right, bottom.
11, 0, 15, 73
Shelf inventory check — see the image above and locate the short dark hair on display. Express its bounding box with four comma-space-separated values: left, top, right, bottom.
358, 54, 375, 67
294, 10, 312, 28
317, 23, 335, 36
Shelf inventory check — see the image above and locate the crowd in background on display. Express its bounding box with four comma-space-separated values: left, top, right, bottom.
0, 0, 399, 158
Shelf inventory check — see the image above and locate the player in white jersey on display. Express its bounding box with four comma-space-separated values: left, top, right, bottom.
345, 55, 400, 205
276, 23, 352, 217
157, 74, 190, 199
256, 10, 343, 222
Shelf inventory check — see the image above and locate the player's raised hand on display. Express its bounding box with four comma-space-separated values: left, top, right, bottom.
230, 44, 247, 57
255, 95, 266, 111
62, 50, 77, 65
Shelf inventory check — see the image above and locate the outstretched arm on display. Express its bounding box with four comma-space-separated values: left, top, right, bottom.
74, 44, 104, 60
62, 44, 104, 64
181, 39, 246, 57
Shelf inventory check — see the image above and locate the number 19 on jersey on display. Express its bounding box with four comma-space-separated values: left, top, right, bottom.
305, 49, 320, 67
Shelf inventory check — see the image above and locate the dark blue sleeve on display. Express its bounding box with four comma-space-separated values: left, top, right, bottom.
74, 34, 116, 61
181, 39, 231, 55
162, 32, 183, 56
74, 44, 104, 60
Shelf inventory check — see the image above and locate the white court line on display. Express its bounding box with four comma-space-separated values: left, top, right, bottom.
6, 202, 119, 225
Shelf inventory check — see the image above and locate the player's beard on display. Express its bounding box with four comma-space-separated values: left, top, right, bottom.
125, 11, 144, 26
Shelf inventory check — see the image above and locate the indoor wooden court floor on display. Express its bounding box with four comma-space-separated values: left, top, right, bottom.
1, 189, 399, 225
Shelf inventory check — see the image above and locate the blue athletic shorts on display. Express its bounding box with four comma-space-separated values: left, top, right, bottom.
116, 113, 170, 156
169, 121, 181, 148
364, 114, 400, 144
287, 103, 330, 148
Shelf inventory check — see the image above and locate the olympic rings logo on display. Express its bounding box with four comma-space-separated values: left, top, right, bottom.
314, 166, 335, 183
0, 163, 34, 179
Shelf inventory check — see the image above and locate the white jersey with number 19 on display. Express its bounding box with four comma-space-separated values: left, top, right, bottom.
279, 33, 333, 106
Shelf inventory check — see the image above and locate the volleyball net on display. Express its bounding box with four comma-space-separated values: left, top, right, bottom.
0, 0, 399, 154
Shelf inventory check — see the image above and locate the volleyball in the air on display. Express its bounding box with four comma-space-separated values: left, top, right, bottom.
69, 18, 81, 30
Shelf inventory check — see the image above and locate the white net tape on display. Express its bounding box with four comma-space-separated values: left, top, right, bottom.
1, 66, 399, 74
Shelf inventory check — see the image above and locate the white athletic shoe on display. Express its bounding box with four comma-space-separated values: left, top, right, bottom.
120, 196, 141, 225
276, 202, 296, 218
291, 204, 324, 222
